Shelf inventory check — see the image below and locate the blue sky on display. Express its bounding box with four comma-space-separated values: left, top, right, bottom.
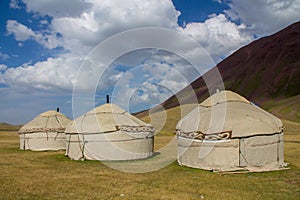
0, 0, 299, 124
173, 0, 230, 25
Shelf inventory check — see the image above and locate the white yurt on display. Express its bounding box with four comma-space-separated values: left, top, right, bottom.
65, 103, 154, 161
176, 90, 286, 172
19, 110, 71, 151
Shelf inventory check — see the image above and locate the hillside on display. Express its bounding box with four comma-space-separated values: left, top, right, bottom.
138, 21, 300, 123
0, 122, 22, 131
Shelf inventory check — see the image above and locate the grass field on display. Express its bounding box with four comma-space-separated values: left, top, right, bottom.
0, 120, 299, 199
263, 95, 300, 123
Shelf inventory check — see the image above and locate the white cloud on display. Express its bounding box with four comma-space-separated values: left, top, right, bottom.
0, 52, 10, 60
132, 81, 172, 106
34, 32, 61, 49
110, 56, 194, 112
6, 20, 61, 49
142, 58, 196, 92
2, 52, 127, 94
9, 0, 20, 9
225, 0, 300, 35
22, 0, 92, 18
3, 56, 81, 91
39, 19, 49, 26
50, 11, 99, 53
6, 20, 35, 41
0, 64, 7, 84
0, 76, 5, 84
0, 64, 7, 71
178, 14, 253, 61
47, 0, 180, 56
4, 0, 181, 59
3, 1, 185, 94
4, 1, 255, 101
4, 0, 253, 114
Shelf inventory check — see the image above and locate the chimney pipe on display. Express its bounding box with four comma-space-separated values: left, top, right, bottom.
56, 107, 60, 112
106, 95, 110, 103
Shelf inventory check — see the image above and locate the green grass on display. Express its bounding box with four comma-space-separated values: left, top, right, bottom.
263, 95, 300, 123
243, 75, 261, 97
280, 105, 292, 115
0, 119, 299, 199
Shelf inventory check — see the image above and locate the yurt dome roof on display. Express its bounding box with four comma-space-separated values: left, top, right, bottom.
85, 103, 126, 115
66, 103, 151, 134
19, 110, 71, 134
177, 90, 283, 138
39, 110, 65, 117
200, 90, 250, 107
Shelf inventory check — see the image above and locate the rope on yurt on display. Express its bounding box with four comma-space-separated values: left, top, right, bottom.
277, 134, 280, 162
45, 115, 50, 141
238, 138, 249, 167
80, 134, 86, 161
79, 115, 86, 161
54, 132, 59, 141
238, 139, 240, 167
54, 114, 61, 126
54, 115, 61, 141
